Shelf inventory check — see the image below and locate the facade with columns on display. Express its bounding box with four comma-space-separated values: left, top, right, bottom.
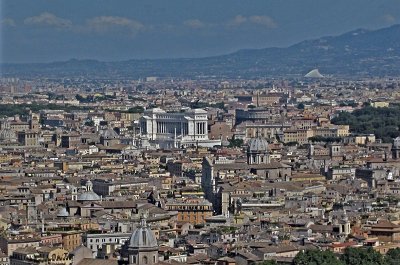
140, 108, 221, 148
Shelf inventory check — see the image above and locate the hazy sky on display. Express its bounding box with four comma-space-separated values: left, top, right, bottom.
1, 0, 400, 63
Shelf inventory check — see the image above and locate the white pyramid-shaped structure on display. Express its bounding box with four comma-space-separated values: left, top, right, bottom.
304, 69, 324, 78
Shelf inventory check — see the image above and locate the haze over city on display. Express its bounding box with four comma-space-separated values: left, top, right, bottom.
1, 0, 400, 63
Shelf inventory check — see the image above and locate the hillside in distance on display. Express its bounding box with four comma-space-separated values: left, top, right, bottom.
3, 24, 400, 79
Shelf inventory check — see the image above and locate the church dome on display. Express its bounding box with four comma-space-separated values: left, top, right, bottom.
77, 180, 100, 201
128, 216, 158, 249
57, 207, 69, 217
101, 128, 119, 139
248, 135, 269, 153
394, 137, 400, 148
0, 128, 17, 143
77, 191, 101, 202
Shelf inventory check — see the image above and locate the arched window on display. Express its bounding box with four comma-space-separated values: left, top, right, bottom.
142, 231, 147, 245
143, 256, 148, 264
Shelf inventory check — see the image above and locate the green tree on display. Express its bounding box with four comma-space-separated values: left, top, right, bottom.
332, 105, 400, 143
127, 106, 144, 113
340, 247, 385, 265
294, 249, 343, 265
385, 247, 400, 265
84, 120, 95, 127
297, 103, 305, 109
228, 137, 243, 148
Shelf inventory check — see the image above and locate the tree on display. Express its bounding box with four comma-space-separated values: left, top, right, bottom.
340, 247, 385, 265
294, 249, 343, 265
127, 106, 145, 113
228, 137, 243, 148
385, 247, 400, 265
84, 120, 95, 127
332, 105, 400, 143
297, 103, 305, 110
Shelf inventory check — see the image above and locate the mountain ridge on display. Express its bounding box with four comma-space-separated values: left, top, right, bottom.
2, 24, 400, 78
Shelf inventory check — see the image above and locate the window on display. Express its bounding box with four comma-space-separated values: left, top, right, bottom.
143, 256, 148, 264
142, 231, 147, 245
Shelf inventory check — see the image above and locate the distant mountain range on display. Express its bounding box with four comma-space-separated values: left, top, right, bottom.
3, 24, 400, 79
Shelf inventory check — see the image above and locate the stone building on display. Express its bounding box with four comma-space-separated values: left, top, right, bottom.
120, 215, 159, 265
140, 108, 221, 148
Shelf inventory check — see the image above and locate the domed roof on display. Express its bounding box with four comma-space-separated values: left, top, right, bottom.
0, 128, 17, 142
128, 216, 158, 249
101, 128, 119, 139
57, 207, 69, 217
394, 137, 400, 147
305, 68, 324, 78
77, 191, 101, 202
248, 135, 269, 153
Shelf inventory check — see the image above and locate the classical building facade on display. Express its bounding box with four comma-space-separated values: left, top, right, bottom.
165, 198, 213, 225
140, 108, 221, 148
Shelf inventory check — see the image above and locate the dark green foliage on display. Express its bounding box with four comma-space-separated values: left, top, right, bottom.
189, 101, 226, 111
332, 106, 400, 143
127, 106, 144, 113
340, 247, 385, 265
308, 136, 342, 143
0, 103, 88, 117
128, 96, 146, 102
339, 102, 358, 107
228, 137, 243, 148
84, 120, 95, 127
284, 141, 298, 146
75, 94, 93, 103
385, 247, 400, 265
75, 94, 116, 103
294, 249, 343, 265
297, 103, 305, 109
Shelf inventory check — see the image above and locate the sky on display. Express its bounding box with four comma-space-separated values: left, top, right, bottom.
1, 0, 400, 63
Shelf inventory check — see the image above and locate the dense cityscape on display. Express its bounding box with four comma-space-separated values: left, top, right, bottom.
0, 74, 399, 265
3, 1, 400, 265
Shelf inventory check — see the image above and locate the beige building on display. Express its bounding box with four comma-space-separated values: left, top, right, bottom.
283, 129, 313, 144
371, 101, 389, 108
17, 131, 39, 146
10, 246, 71, 265
0, 235, 40, 255
165, 198, 213, 225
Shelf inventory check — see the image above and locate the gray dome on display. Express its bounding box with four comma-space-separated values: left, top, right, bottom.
0, 128, 17, 142
57, 207, 69, 217
394, 137, 400, 148
248, 136, 269, 153
101, 128, 119, 139
77, 191, 101, 202
128, 217, 158, 249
